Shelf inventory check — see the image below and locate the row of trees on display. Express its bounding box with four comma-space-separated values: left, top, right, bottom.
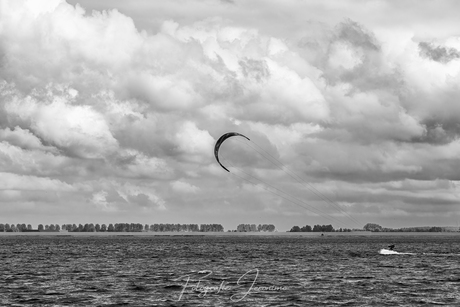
235, 224, 276, 232
62, 223, 225, 232
289, 224, 352, 232
0, 223, 225, 232
363, 223, 450, 232
377, 226, 445, 232
0, 224, 34, 232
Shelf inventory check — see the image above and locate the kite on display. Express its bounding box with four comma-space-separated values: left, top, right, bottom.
214, 132, 250, 172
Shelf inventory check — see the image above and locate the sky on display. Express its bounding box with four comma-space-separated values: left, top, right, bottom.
1, 0, 460, 231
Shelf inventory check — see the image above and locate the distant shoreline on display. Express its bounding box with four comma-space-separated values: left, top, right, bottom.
0, 231, 459, 237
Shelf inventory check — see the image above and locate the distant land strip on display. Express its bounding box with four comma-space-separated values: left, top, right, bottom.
0, 223, 276, 233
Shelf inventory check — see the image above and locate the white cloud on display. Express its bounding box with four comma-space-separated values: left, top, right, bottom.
0, 126, 56, 152
328, 41, 363, 70
175, 121, 214, 159
0, 172, 75, 192
5, 92, 118, 159
0, 141, 67, 176
90, 190, 114, 212
114, 149, 173, 179
171, 180, 199, 194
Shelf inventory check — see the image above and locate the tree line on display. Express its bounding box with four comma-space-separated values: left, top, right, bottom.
0, 224, 34, 232
0, 223, 224, 232
289, 224, 352, 232
382, 227, 445, 232
363, 223, 451, 232
235, 224, 276, 232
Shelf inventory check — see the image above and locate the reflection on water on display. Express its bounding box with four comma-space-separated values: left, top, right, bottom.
1, 235, 460, 306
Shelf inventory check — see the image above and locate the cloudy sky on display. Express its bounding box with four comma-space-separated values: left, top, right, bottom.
1, 0, 460, 231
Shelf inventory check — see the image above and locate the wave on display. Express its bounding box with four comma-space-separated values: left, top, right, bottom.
379, 249, 460, 256
379, 249, 415, 255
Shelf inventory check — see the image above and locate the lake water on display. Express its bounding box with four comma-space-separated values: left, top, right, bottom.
1, 233, 460, 306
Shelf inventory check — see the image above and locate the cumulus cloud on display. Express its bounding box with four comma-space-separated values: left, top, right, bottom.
1, 0, 460, 228
0, 126, 57, 153
171, 180, 199, 194
0, 172, 76, 192
5, 94, 119, 159
175, 121, 214, 160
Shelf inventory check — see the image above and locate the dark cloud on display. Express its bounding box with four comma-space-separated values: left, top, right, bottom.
419, 42, 460, 63
128, 193, 152, 208
412, 120, 460, 144
312, 19, 405, 95
105, 189, 128, 205
238, 58, 270, 82
336, 19, 380, 51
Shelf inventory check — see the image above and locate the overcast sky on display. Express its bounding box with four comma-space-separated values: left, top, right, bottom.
1, 0, 460, 231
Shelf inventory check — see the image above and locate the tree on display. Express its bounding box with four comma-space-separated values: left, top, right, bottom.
101, 224, 107, 232
290, 226, 301, 232
363, 223, 383, 232
95, 224, 101, 232
108, 224, 114, 232
236, 224, 258, 232
312, 225, 321, 232
258, 224, 276, 232
38, 224, 44, 231
117, 223, 128, 232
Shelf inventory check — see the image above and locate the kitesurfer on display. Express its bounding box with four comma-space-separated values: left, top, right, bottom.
388, 244, 395, 250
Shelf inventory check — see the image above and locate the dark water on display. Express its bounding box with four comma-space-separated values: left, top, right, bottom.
1, 234, 460, 306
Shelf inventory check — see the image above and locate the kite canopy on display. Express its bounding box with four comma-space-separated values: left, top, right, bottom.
214, 132, 250, 172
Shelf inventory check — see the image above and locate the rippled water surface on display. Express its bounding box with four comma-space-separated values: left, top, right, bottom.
1, 234, 460, 306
